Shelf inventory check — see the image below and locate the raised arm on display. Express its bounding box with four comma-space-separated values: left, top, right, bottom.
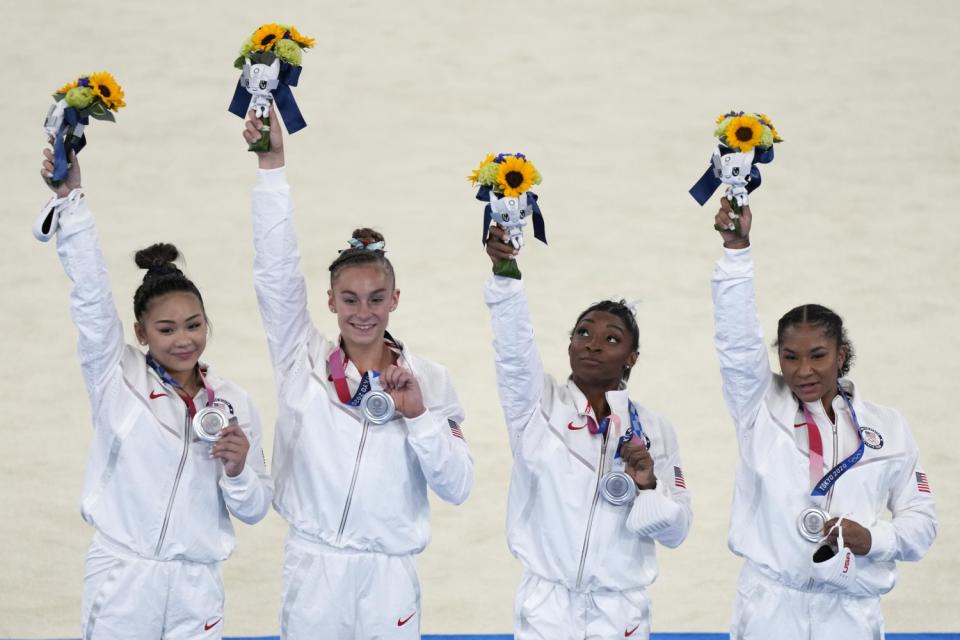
246, 109, 313, 372
39, 147, 124, 413
482, 225, 546, 453
711, 200, 772, 429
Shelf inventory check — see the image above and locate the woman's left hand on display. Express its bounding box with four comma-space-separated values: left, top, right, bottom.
382, 364, 426, 418
211, 423, 250, 478
824, 517, 872, 555
621, 440, 657, 490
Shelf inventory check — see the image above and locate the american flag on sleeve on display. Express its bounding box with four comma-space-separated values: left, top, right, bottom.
916, 471, 931, 493
448, 419, 465, 441
674, 466, 686, 489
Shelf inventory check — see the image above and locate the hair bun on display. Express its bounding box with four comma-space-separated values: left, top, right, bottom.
351, 228, 385, 245
135, 243, 180, 270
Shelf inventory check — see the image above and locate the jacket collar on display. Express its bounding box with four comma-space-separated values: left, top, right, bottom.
770, 375, 866, 427
567, 379, 631, 427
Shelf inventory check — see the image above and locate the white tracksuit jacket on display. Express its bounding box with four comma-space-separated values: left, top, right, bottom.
712, 247, 937, 596
53, 194, 273, 563
251, 168, 473, 554
484, 275, 692, 593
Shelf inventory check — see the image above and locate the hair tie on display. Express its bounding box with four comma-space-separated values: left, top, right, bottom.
607, 296, 642, 316
346, 238, 386, 252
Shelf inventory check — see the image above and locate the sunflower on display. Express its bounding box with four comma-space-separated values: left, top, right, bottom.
286, 25, 316, 48
723, 115, 763, 152
251, 23, 286, 51
468, 153, 496, 184
495, 155, 537, 197
88, 72, 126, 111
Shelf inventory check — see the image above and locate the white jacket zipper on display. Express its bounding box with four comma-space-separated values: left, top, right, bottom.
825, 416, 839, 514
337, 420, 370, 543
155, 410, 192, 556
575, 430, 609, 589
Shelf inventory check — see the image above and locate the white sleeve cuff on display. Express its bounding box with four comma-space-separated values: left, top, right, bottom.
219, 463, 255, 492
255, 166, 289, 190
627, 487, 683, 538
404, 408, 442, 440
866, 520, 897, 561
483, 274, 523, 304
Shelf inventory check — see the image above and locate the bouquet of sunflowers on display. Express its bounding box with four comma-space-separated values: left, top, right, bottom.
689, 111, 782, 232
44, 72, 125, 186
228, 23, 314, 152
469, 153, 545, 279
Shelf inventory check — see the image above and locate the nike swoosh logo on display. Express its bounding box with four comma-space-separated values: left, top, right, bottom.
397, 612, 416, 626
567, 421, 588, 430
149, 391, 168, 399
204, 617, 222, 631
625, 623, 641, 637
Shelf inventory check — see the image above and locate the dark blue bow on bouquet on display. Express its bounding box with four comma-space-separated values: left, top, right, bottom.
51, 108, 89, 184
227, 60, 307, 135
476, 184, 547, 246
689, 144, 775, 206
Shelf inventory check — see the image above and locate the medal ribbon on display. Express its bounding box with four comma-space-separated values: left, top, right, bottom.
806, 387, 867, 497
146, 352, 215, 417
614, 402, 648, 459
326, 334, 401, 407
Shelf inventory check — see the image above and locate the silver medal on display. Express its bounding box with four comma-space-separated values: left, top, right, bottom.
360, 373, 395, 425
797, 506, 829, 542
599, 458, 637, 506
193, 403, 233, 442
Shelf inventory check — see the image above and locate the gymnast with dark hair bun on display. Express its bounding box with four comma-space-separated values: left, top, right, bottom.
35, 145, 272, 639
482, 224, 692, 640
243, 110, 473, 639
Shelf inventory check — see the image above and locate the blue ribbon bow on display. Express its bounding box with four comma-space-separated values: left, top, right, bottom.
688, 144, 775, 206
227, 61, 307, 134
476, 185, 547, 245
52, 107, 89, 183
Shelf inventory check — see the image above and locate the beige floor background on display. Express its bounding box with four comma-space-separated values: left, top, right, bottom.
3, 0, 958, 636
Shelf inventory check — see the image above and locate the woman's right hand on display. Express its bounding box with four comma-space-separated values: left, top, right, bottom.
41, 144, 81, 198
715, 197, 752, 249
485, 224, 518, 265
244, 108, 285, 170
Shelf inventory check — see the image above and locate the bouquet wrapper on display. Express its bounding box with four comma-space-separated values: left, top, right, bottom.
228, 55, 307, 152
43, 99, 88, 186
478, 187, 546, 279
689, 144, 774, 234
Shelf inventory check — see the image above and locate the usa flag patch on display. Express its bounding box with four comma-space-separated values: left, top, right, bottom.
916, 471, 931, 493
674, 466, 686, 489
448, 419, 465, 441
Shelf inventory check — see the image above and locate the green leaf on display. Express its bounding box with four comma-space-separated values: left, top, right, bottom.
53, 93, 65, 101
233, 55, 245, 70
89, 102, 107, 116
90, 109, 116, 122
260, 51, 276, 65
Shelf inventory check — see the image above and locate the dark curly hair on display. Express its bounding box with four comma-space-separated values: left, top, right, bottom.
571, 299, 640, 381
774, 304, 855, 376
328, 228, 395, 287
132, 243, 205, 321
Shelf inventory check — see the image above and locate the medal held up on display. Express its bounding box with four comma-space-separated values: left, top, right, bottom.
228, 23, 314, 152
469, 153, 546, 280
689, 111, 782, 233
44, 72, 125, 186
